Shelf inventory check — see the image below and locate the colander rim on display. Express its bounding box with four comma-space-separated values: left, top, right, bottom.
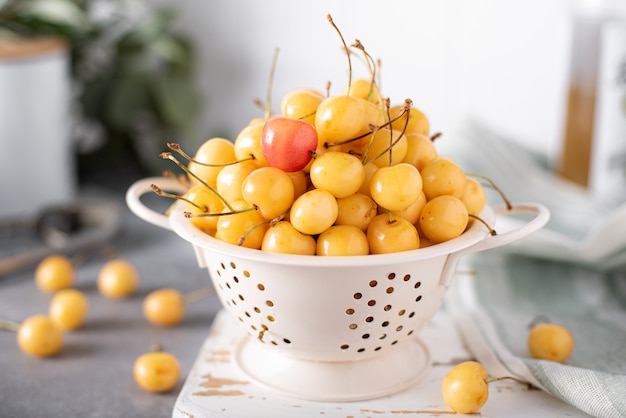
167, 202, 495, 267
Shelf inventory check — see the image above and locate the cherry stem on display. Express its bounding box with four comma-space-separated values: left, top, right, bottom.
160, 152, 235, 212
486, 375, 530, 386
324, 81, 331, 97
361, 99, 411, 165
376, 58, 383, 92
183, 287, 215, 305
351, 39, 378, 102
327, 14, 352, 96
264, 47, 280, 120
469, 214, 497, 236
325, 98, 412, 149
167, 143, 255, 168
236, 210, 288, 246
385, 210, 397, 224
528, 315, 552, 329
466, 172, 512, 210
151, 184, 208, 213
162, 170, 191, 188
183, 205, 256, 219
0, 319, 20, 332
237, 217, 272, 246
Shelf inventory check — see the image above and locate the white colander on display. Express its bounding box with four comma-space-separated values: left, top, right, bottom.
126, 176, 550, 401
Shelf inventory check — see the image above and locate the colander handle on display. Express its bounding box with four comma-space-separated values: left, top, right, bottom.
439, 202, 550, 287
125, 176, 188, 231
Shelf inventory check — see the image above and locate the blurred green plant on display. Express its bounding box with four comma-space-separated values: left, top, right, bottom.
0, 0, 201, 176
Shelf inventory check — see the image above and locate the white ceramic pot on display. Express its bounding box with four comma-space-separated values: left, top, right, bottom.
0, 37, 74, 218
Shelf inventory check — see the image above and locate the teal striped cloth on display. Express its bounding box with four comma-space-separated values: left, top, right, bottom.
443, 120, 626, 417
448, 253, 626, 418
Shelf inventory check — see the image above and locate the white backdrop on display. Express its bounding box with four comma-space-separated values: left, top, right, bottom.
171, 0, 572, 161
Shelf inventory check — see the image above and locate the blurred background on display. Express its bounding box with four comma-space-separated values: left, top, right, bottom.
1, 0, 625, 217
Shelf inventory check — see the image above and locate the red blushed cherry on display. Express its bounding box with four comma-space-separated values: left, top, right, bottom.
261, 116, 318, 172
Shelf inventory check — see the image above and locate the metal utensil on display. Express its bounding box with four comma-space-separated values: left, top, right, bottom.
0, 198, 122, 276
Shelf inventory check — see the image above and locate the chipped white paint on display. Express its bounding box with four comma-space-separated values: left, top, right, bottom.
173, 310, 590, 417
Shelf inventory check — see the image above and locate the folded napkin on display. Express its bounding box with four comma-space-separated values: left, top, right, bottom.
445, 120, 626, 418
444, 120, 626, 271
448, 254, 626, 418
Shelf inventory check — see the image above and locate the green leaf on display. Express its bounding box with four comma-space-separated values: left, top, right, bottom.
105, 75, 149, 132
22, 0, 88, 32
151, 72, 200, 132
121, 7, 177, 47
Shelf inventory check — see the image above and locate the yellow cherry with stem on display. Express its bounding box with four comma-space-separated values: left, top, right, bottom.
241, 166, 295, 220
133, 344, 180, 393
362, 127, 408, 168
216, 200, 269, 249
460, 176, 487, 217
367, 213, 420, 254
184, 137, 237, 188
234, 121, 269, 167
152, 183, 225, 235
309, 151, 365, 199
402, 132, 438, 171
280, 88, 325, 126
420, 156, 467, 200
466, 172, 513, 211
1, 315, 63, 357
290, 189, 338, 235
369, 162, 422, 212
159, 150, 235, 212
418, 195, 469, 244
442, 361, 530, 414
335, 192, 378, 231
216, 159, 260, 203
379, 190, 426, 225
389, 104, 430, 136
143, 287, 214, 327
316, 16, 383, 147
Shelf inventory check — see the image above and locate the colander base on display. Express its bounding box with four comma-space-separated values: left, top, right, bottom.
233, 335, 431, 402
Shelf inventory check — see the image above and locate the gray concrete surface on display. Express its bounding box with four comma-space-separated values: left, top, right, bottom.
0, 183, 221, 418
